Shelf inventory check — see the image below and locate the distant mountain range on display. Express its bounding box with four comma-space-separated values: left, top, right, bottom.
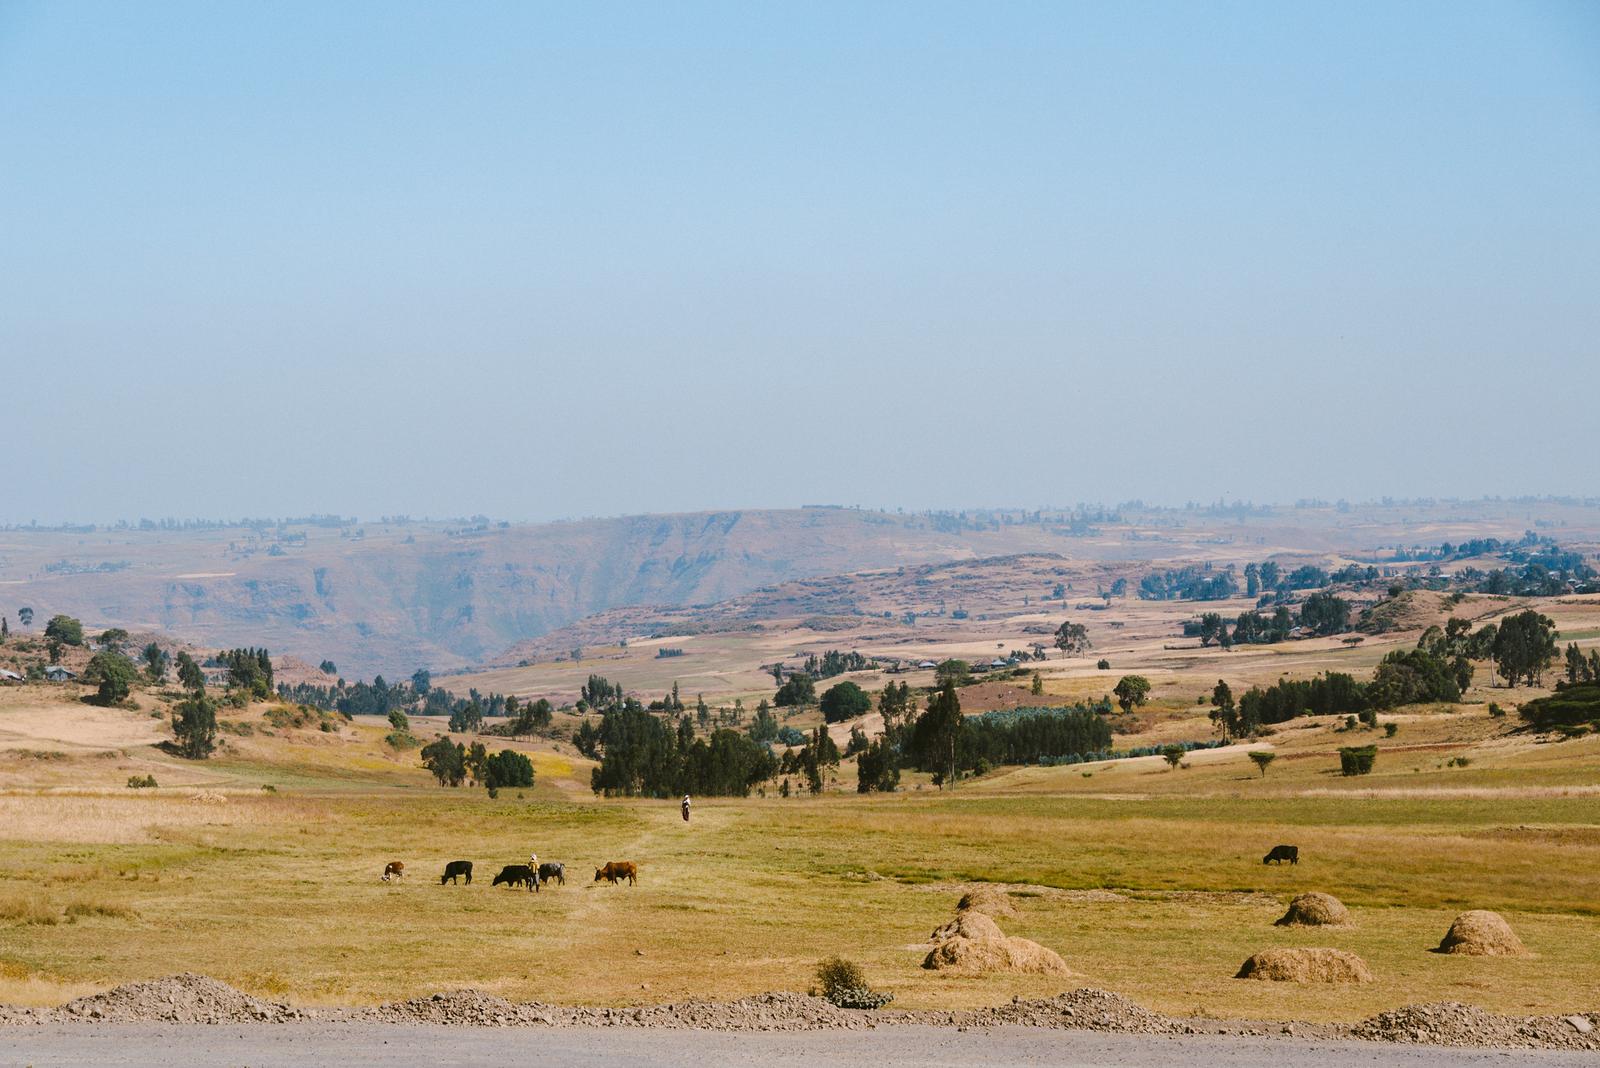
3, 500, 1591, 677
0, 508, 1094, 675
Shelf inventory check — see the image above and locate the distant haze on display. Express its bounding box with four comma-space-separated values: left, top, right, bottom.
2, 2, 1597, 524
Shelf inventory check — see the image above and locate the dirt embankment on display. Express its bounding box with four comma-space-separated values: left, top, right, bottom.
1, 974, 1596, 1051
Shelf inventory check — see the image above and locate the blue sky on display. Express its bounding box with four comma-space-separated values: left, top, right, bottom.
2, 1, 1596, 522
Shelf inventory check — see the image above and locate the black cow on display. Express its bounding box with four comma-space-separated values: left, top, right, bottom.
538, 862, 565, 886
492, 864, 536, 890
1263, 845, 1299, 865
441, 860, 474, 884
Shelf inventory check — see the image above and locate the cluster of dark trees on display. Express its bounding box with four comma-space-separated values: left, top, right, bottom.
1207, 610, 1561, 740
1468, 560, 1598, 597
1565, 643, 1600, 686
776, 726, 841, 794
898, 681, 1116, 786
419, 737, 534, 797
1188, 592, 1352, 647
220, 648, 275, 698
803, 650, 872, 679
277, 668, 547, 736
1242, 561, 1333, 598
1140, 566, 1238, 601
586, 704, 779, 797
773, 673, 816, 707
579, 674, 624, 709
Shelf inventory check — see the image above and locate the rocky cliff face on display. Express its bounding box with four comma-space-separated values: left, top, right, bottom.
0, 508, 1070, 675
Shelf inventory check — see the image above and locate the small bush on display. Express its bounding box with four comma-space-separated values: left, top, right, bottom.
260, 784, 277, 793
1383, 722, 1398, 738
126, 774, 158, 789
1096, 659, 1111, 670
1447, 755, 1472, 768
1488, 702, 1505, 718
814, 955, 894, 1009
1339, 745, 1378, 776
385, 730, 419, 750
0, 895, 59, 925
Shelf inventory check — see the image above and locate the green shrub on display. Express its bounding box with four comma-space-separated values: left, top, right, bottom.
1488, 702, 1505, 718
1517, 683, 1600, 730
1338, 745, 1378, 776
813, 955, 893, 1009
1096, 659, 1111, 670
385, 730, 419, 750
125, 774, 158, 789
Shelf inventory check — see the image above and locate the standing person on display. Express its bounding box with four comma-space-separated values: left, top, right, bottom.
681, 795, 691, 823
528, 852, 540, 893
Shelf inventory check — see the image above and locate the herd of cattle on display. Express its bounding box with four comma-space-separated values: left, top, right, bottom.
379, 859, 639, 889
376, 845, 1294, 892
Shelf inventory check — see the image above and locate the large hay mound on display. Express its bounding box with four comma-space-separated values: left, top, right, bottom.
1275, 892, 1353, 927
924, 893, 1070, 976
1235, 948, 1373, 983
1436, 910, 1529, 957
930, 910, 1005, 943
923, 934, 1072, 976
956, 886, 1017, 918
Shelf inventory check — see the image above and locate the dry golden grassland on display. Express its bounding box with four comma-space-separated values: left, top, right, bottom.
2, 589, 1598, 1024
0, 696, 1596, 1022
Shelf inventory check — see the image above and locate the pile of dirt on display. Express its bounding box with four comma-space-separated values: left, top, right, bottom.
1236, 948, 1373, 983
561, 992, 876, 1031
1353, 1002, 1600, 1051
345, 990, 554, 1027
55, 973, 304, 1023
1435, 910, 1529, 956
956, 885, 1017, 918
1275, 892, 1353, 927
345, 991, 872, 1031
964, 988, 1180, 1034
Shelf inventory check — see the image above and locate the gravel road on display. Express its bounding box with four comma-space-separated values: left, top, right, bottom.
4, 1024, 1597, 1068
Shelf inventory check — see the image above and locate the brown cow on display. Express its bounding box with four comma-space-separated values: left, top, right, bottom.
594, 861, 638, 886
381, 861, 405, 882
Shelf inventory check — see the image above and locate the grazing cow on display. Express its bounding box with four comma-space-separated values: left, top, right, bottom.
538, 862, 565, 886
594, 861, 638, 886
381, 861, 405, 882
492, 864, 536, 890
1263, 845, 1299, 865
441, 860, 474, 884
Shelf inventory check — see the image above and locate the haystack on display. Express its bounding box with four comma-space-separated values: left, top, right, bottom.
956, 886, 1018, 918
1235, 948, 1373, 983
923, 934, 1071, 976
923, 890, 1070, 976
1275, 892, 1352, 928
930, 910, 1005, 944
1435, 910, 1529, 957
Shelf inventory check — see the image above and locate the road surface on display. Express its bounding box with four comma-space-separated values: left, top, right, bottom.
1, 1024, 1591, 1067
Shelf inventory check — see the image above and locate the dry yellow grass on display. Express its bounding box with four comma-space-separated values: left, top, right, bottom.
1, 655, 1597, 1023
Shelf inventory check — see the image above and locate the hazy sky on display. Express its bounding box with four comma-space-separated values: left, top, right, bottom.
2, 1, 1597, 524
